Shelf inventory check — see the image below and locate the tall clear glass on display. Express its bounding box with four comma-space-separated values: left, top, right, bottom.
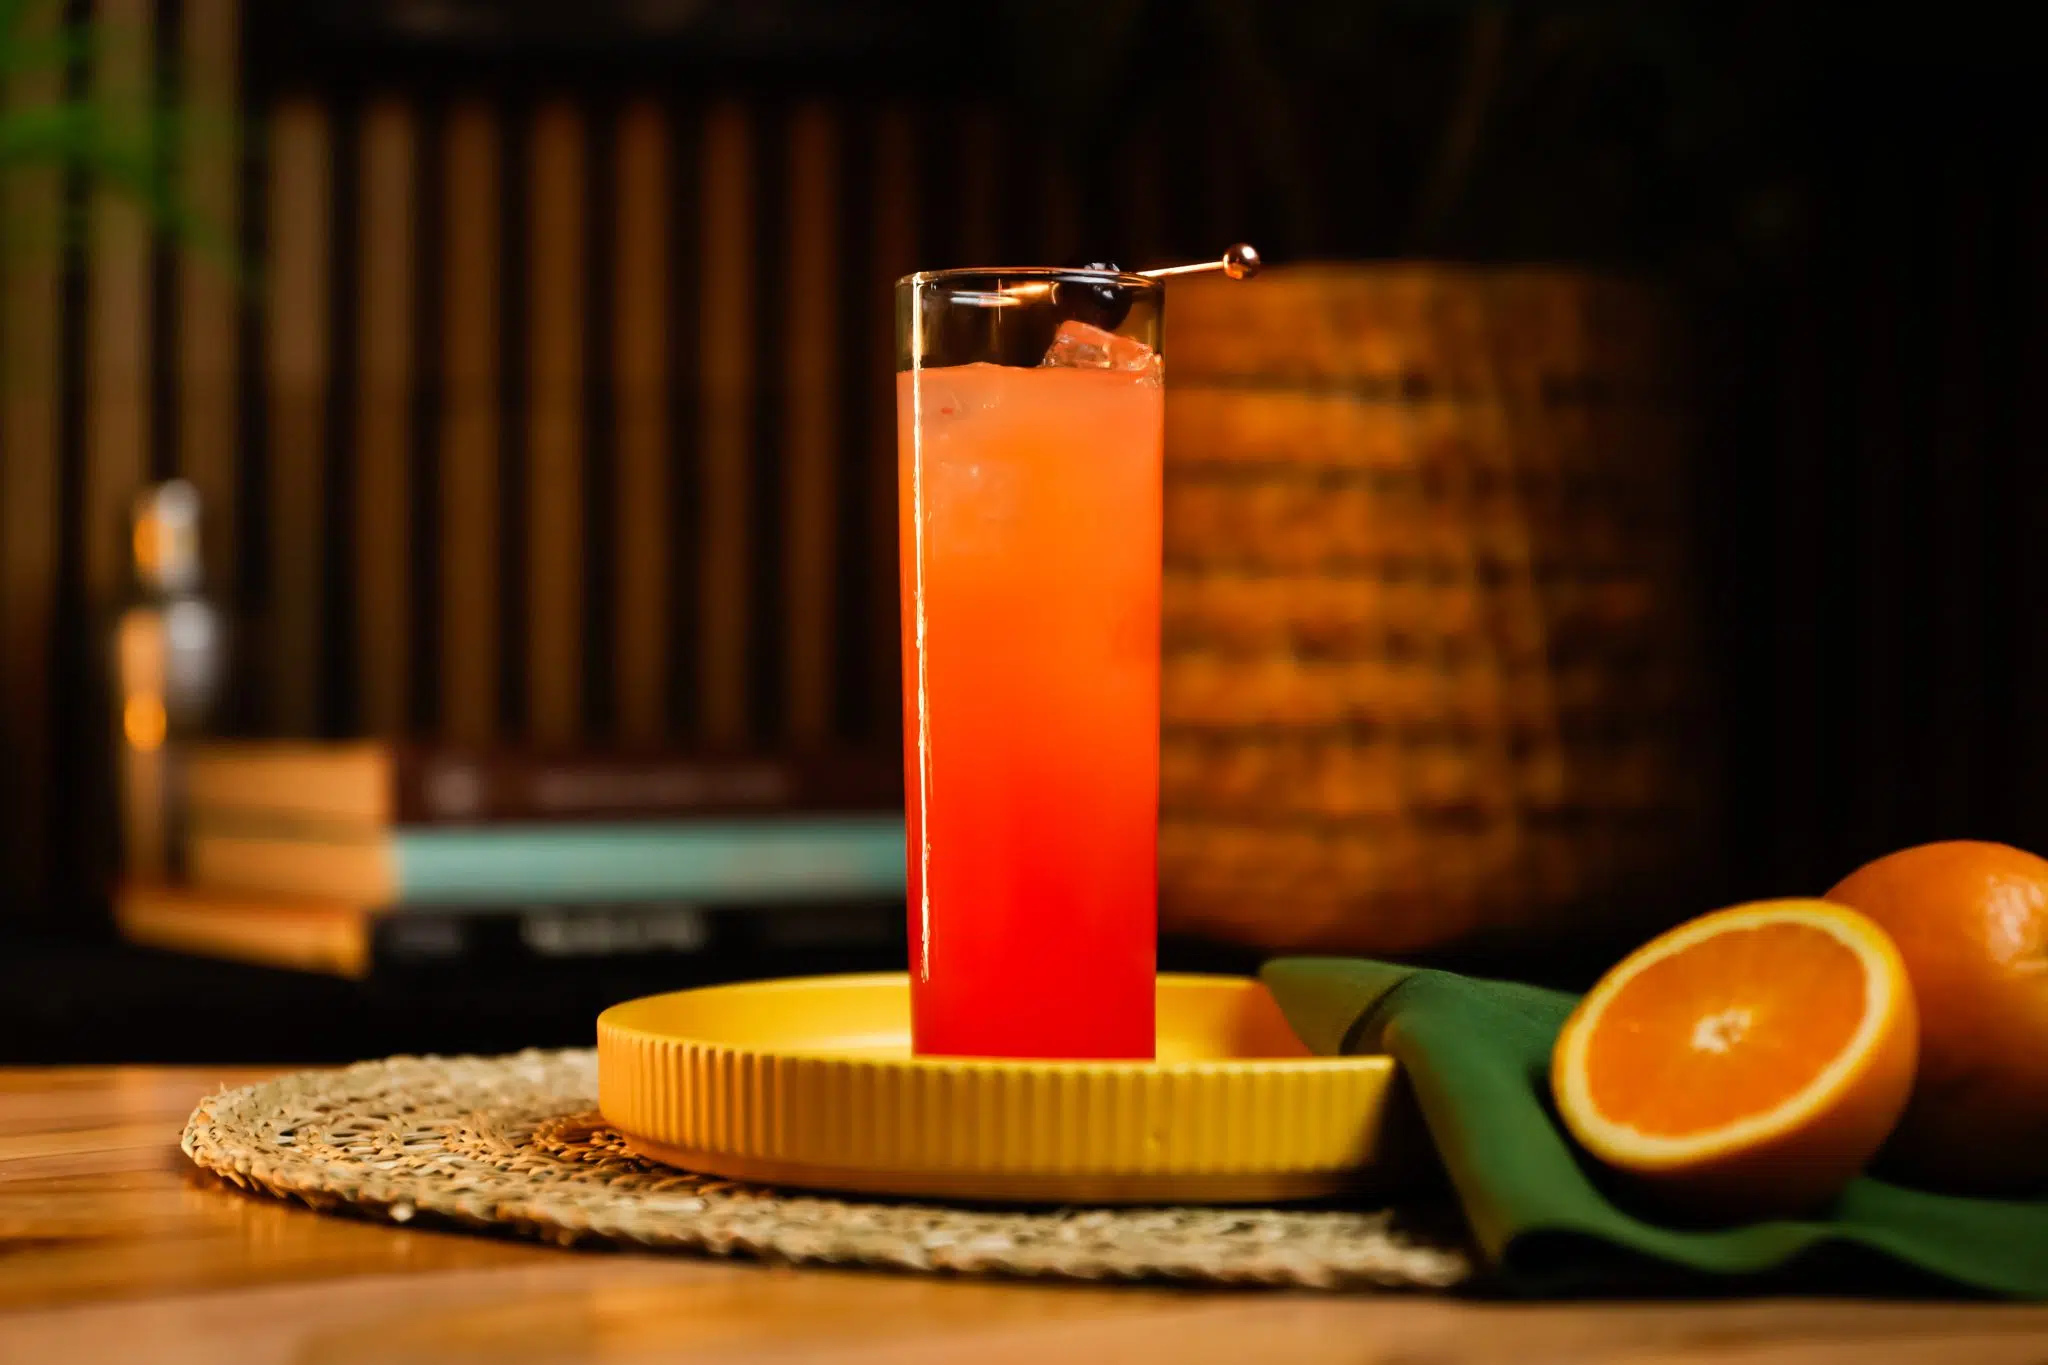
896, 268, 1164, 1059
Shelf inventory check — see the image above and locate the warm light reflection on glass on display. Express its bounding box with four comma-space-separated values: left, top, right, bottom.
123, 694, 167, 751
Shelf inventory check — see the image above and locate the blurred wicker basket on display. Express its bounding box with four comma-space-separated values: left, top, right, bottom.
1158, 264, 1710, 957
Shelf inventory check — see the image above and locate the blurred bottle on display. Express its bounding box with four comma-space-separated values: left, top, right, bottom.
111, 480, 229, 881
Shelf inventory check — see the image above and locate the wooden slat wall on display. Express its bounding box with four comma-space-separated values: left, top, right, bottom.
177, 0, 241, 597
263, 101, 332, 736
438, 100, 501, 745
3, 6, 2044, 935
526, 102, 587, 747
0, 0, 1218, 920
695, 102, 755, 747
1688, 94, 2048, 902
611, 101, 670, 747
354, 100, 416, 736
85, 0, 156, 626
300, 91, 1061, 762
867, 109, 919, 739
0, 0, 70, 917
783, 103, 840, 744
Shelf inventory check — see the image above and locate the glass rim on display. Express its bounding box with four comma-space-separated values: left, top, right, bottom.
897, 264, 1159, 292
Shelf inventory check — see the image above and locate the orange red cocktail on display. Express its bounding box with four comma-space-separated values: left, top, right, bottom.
896, 270, 1164, 1059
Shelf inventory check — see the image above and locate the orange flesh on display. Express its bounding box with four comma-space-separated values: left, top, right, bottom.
1583, 922, 1870, 1137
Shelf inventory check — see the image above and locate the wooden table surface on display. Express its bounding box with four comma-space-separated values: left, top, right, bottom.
3, 1068, 2047, 1364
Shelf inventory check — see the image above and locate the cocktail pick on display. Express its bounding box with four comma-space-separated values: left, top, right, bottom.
1139, 243, 1262, 281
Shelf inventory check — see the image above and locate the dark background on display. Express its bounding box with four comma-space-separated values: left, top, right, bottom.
2, 0, 2044, 1060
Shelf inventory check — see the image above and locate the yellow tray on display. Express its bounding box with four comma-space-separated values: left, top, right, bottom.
597, 973, 1397, 1205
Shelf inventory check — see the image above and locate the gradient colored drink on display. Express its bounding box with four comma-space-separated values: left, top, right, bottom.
897, 296, 1163, 1059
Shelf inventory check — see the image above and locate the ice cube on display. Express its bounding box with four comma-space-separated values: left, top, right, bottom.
1039, 320, 1158, 376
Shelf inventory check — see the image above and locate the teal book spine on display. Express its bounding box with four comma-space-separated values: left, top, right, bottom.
391, 816, 908, 904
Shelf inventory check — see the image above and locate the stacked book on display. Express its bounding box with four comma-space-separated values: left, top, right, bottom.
116, 743, 907, 980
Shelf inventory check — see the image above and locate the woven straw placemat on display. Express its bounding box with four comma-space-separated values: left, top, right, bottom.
181, 1049, 1472, 1291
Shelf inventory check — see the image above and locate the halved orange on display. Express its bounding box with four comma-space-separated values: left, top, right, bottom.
1551, 899, 1919, 1216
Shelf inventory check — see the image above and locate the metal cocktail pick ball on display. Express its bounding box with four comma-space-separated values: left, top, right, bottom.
1140, 243, 1262, 281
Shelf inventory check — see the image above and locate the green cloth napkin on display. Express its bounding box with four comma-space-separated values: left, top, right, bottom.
1261, 957, 2048, 1298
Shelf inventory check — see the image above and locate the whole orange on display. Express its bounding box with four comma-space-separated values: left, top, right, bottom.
1824, 840, 2048, 1194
